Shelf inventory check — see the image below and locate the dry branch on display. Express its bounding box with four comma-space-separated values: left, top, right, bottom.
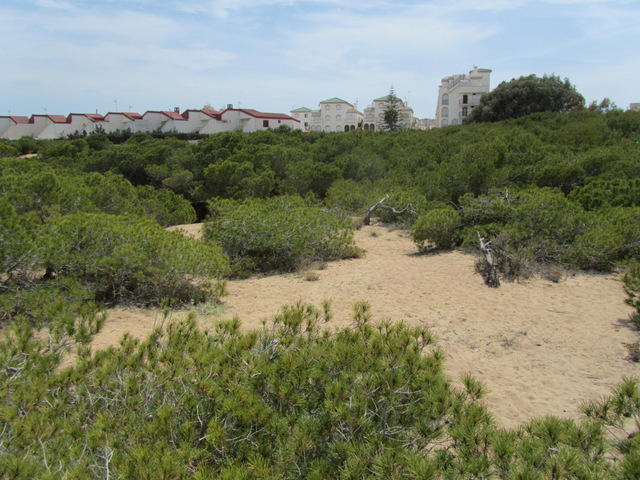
363, 195, 416, 225
477, 231, 500, 288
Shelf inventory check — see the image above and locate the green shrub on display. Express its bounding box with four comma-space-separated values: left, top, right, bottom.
412, 207, 461, 251
0, 142, 19, 158
205, 196, 358, 274
0, 302, 494, 479
45, 213, 229, 305
625, 259, 640, 317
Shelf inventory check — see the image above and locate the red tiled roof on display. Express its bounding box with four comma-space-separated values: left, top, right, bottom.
163, 111, 184, 120
0, 116, 30, 124
67, 113, 106, 122
184, 109, 221, 120
105, 112, 143, 120
29, 114, 68, 123
144, 110, 184, 121
85, 113, 105, 122
231, 108, 297, 121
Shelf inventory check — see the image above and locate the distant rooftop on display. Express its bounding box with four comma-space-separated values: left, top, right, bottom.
319, 97, 351, 105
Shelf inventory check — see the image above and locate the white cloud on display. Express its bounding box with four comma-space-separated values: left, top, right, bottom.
32, 0, 76, 10
281, 5, 496, 72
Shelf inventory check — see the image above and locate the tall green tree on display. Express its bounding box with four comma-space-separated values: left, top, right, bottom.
465, 74, 585, 123
381, 85, 402, 132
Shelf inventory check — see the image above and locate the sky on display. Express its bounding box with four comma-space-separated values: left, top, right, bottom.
1, 0, 638, 119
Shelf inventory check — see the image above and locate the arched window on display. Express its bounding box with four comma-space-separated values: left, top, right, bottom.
344, 125, 350, 132
441, 119, 448, 127
350, 125, 355, 131
442, 94, 449, 105
442, 107, 449, 118
364, 124, 369, 130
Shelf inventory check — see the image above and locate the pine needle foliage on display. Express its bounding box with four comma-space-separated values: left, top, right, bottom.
205, 196, 359, 275
0, 302, 491, 479
3, 300, 636, 478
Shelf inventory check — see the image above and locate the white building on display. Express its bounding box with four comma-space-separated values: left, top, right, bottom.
102, 112, 145, 134
297, 98, 363, 132
0, 116, 29, 139
363, 95, 414, 131
219, 108, 301, 132
290, 107, 312, 132
435, 66, 491, 127
0, 107, 299, 140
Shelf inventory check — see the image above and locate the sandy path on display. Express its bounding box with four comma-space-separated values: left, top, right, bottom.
101, 223, 639, 429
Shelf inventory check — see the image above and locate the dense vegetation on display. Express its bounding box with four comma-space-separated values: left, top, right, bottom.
3, 107, 640, 477
465, 74, 585, 123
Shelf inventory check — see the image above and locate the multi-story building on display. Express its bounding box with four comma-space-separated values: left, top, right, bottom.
293, 98, 363, 132
435, 66, 491, 127
630, 103, 640, 112
363, 95, 414, 131
290, 107, 312, 132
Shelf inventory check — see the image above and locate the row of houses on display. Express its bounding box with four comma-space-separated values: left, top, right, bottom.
291, 95, 416, 132
0, 106, 301, 140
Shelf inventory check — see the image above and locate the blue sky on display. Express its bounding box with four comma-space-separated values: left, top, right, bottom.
1, 0, 638, 119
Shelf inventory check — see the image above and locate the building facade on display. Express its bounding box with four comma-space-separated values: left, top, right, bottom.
304, 98, 363, 132
293, 95, 419, 132
435, 66, 491, 127
363, 95, 414, 131
0, 106, 300, 140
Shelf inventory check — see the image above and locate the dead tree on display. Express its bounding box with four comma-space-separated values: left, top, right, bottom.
363, 195, 416, 225
477, 231, 500, 288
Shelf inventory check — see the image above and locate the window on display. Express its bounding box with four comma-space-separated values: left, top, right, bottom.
442, 107, 449, 117
336, 104, 341, 110
263, 120, 269, 127
325, 105, 330, 110
441, 119, 448, 127
462, 94, 468, 104
452, 119, 459, 125
462, 107, 468, 117
442, 94, 449, 105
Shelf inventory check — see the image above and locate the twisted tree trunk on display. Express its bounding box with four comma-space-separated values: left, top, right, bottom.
477, 232, 500, 288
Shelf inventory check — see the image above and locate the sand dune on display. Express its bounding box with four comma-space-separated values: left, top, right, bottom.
100, 222, 639, 429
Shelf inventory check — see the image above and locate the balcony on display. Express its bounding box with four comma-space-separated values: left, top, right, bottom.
459, 97, 482, 105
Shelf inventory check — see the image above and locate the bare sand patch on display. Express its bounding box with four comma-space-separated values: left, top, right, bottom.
97, 222, 638, 429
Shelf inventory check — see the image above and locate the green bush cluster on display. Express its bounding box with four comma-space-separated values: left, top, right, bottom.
0, 157, 196, 226
411, 185, 640, 274
45, 213, 229, 305
205, 196, 358, 275
3, 301, 640, 479
412, 207, 461, 251
4, 107, 640, 477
